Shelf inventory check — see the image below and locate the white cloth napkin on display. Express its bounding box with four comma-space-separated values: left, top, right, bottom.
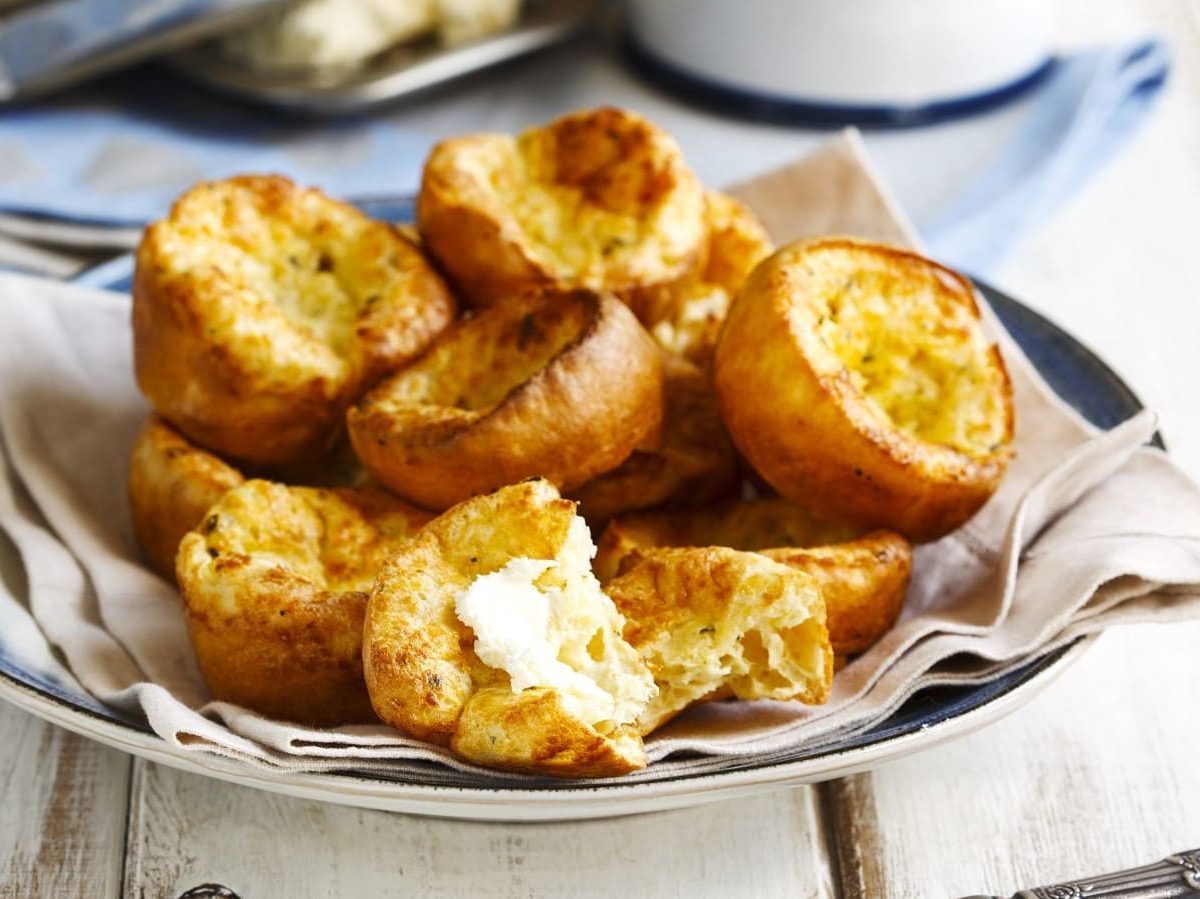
2, 132, 1199, 785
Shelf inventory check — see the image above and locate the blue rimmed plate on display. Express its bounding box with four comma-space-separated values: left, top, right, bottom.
0, 265, 1145, 820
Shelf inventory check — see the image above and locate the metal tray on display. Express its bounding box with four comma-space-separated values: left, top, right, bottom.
170, 0, 595, 114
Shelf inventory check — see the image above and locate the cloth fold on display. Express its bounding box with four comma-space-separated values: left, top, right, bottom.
1, 132, 1199, 786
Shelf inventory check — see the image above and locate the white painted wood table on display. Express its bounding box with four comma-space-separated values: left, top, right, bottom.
2, 1, 1199, 896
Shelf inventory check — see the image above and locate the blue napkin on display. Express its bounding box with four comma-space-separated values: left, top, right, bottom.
0, 39, 1172, 275
0, 69, 431, 226
922, 39, 1170, 276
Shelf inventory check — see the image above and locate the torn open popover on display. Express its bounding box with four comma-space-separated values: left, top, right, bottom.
363, 480, 656, 777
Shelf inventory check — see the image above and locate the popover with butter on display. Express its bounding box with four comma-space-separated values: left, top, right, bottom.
416, 107, 707, 307
347, 290, 665, 510
363, 479, 656, 777
133, 175, 457, 467
714, 238, 1014, 542
176, 480, 433, 726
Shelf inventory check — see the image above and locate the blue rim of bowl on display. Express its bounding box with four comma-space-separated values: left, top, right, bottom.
623, 36, 1058, 129
1, 263, 1154, 790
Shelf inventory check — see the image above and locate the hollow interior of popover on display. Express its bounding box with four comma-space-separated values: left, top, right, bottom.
803, 254, 1008, 457
478, 113, 686, 277
455, 515, 654, 733
164, 185, 372, 358
384, 296, 590, 412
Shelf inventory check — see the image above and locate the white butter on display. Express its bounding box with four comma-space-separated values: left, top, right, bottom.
455, 557, 617, 724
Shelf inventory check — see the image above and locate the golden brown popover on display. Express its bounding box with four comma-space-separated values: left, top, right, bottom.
363, 480, 656, 778
128, 415, 371, 583
415, 107, 707, 307
347, 290, 665, 511
128, 415, 246, 582
570, 353, 738, 523
594, 498, 911, 657
714, 238, 1014, 541
133, 175, 457, 467
606, 547, 832, 733
176, 480, 433, 726
632, 190, 773, 364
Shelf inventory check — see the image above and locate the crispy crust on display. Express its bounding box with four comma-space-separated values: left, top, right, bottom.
761, 536, 910, 656
714, 238, 1015, 541
128, 415, 371, 583
133, 175, 457, 466
176, 480, 433, 726
347, 290, 665, 510
363, 480, 652, 777
593, 497, 862, 583
128, 415, 246, 582
570, 354, 738, 523
416, 107, 707, 307
607, 547, 833, 733
632, 191, 773, 364
594, 498, 911, 657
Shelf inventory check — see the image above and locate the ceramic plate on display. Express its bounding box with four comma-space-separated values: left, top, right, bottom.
0, 257, 1146, 820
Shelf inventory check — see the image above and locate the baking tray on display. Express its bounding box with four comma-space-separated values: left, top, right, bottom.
170, 0, 596, 114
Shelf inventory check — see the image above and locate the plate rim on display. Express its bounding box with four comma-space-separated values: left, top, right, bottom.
0, 636, 1091, 821
0, 269, 1141, 820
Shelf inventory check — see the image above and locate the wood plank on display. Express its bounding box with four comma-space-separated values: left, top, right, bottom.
124, 761, 836, 899
0, 703, 130, 899
827, 623, 1200, 897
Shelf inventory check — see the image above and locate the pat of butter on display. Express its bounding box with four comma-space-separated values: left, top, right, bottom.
454, 557, 615, 723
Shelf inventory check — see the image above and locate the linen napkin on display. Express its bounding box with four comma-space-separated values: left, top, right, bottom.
2, 132, 1200, 786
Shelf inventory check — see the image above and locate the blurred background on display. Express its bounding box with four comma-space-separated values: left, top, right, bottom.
0, 0, 1174, 285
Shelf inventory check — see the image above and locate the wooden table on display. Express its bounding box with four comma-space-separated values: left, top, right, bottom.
3, 2, 1199, 896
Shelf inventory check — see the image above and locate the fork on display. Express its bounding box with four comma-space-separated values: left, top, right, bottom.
960, 849, 1200, 898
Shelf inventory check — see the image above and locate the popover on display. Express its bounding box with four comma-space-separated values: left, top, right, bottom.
347, 290, 665, 510
633, 190, 773, 364
363, 480, 656, 777
606, 547, 832, 734
594, 498, 911, 657
714, 238, 1014, 541
570, 353, 738, 523
176, 480, 433, 726
133, 175, 457, 467
128, 415, 246, 582
416, 107, 707, 307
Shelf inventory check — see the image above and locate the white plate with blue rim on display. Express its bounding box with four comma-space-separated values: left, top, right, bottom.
0, 229, 1146, 820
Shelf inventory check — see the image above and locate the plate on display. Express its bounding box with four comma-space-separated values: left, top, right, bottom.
169, 0, 595, 114
0, 261, 1146, 820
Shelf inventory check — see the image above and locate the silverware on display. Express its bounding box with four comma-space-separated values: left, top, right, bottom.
960, 849, 1200, 898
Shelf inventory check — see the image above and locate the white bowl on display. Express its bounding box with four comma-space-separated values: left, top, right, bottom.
627, 0, 1058, 117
